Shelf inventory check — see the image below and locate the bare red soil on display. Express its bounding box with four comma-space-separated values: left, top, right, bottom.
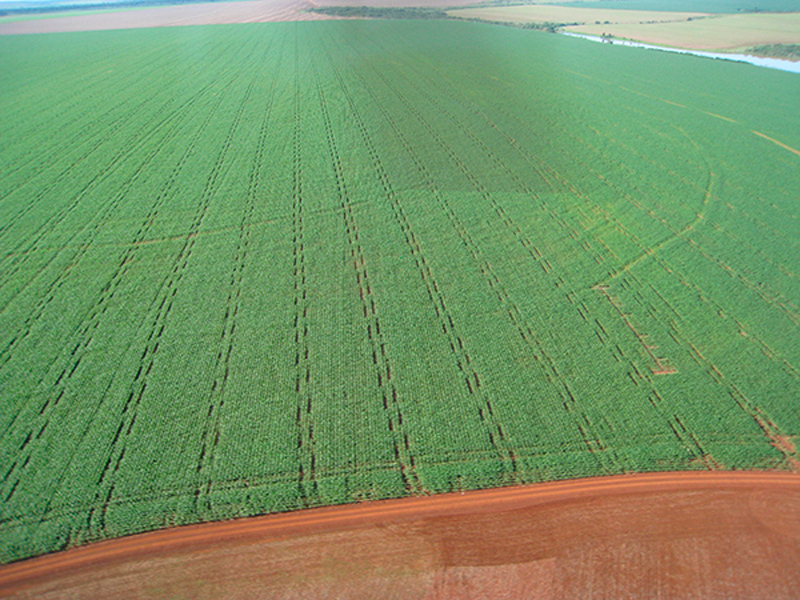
1, 471, 799, 599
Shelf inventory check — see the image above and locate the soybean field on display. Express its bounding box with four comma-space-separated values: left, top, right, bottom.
1, 20, 799, 563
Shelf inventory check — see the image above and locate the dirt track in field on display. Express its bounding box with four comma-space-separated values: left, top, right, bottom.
1, 471, 799, 599
0, 0, 482, 34
753, 130, 800, 158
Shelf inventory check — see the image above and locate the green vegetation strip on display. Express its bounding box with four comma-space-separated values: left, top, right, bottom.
746, 43, 800, 60
1, 20, 799, 564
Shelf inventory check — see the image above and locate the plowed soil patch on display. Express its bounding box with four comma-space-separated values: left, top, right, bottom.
1, 472, 799, 599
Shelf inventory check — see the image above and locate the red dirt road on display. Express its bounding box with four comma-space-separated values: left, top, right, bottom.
1, 471, 799, 599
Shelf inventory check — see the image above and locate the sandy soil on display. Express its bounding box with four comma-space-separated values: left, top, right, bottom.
1, 471, 799, 599
0, 0, 482, 34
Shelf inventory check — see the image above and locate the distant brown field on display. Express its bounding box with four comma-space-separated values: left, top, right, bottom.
0, 0, 327, 34
567, 12, 800, 51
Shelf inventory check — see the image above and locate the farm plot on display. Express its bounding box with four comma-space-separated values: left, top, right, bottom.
446, 5, 709, 28
564, 12, 800, 52
0, 20, 799, 564
447, 6, 800, 54
0, 0, 332, 35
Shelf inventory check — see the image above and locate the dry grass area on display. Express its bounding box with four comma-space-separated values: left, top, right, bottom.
447, 5, 709, 26
567, 12, 800, 51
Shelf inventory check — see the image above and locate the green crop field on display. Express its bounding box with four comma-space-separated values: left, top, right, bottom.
1, 20, 799, 564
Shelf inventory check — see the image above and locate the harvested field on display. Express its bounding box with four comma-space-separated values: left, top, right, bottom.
1, 472, 799, 599
0, 0, 331, 34
0, 0, 485, 35
567, 12, 800, 51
